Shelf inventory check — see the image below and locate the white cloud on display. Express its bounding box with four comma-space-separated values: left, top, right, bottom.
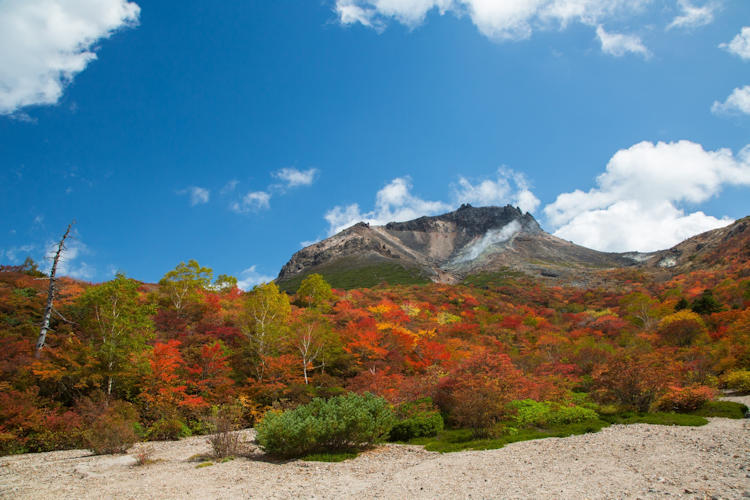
183, 186, 210, 206
45, 237, 95, 280
453, 167, 541, 213
720, 26, 750, 60
712, 86, 750, 116
272, 167, 319, 188
544, 140, 750, 252
325, 177, 451, 235
231, 191, 271, 213
334, 0, 650, 41
667, 0, 715, 30
596, 25, 651, 58
0, 0, 140, 115
236, 265, 275, 291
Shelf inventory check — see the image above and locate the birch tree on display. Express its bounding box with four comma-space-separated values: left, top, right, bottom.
159, 260, 212, 310
289, 310, 334, 385
77, 273, 154, 398
242, 282, 290, 382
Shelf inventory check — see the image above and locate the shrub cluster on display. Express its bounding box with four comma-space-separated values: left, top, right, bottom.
723, 370, 750, 393
389, 399, 443, 441
510, 400, 598, 427
206, 405, 244, 458
147, 416, 192, 441
255, 393, 394, 458
654, 385, 715, 412
81, 401, 139, 455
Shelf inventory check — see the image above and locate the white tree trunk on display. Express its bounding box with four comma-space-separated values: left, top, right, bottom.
35, 222, 73, 358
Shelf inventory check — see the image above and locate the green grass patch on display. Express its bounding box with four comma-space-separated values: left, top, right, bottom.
601, 412, 708, 426
301, 451, 359, 462
461, 269, 524, 289
404, 407, 721, 453
277, 260, 430, 292
690, 401, 748, 419
408, 420, 609, 453
195, 461, 213, 468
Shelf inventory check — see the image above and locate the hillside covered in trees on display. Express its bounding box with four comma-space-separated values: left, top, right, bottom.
1, 233, 749, 455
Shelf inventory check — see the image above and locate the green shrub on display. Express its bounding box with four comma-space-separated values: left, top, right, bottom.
723, 370, 750, 393
147, 417, 192, 441
255, 392, 394, 458
510, 400, 598, 427
389, 398, 444, 441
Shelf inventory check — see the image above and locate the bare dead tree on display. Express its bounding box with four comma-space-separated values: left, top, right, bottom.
35, 221, 74, 358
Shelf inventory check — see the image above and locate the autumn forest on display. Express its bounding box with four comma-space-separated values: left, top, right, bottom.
1, 233, 750, 456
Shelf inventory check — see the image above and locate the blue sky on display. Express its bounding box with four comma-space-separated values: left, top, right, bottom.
1, 0, 749, 287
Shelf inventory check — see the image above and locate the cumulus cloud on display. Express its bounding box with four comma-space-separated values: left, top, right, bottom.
544, 140, 750, 252
712, 86, 750, 116
236, 265, 275, 290
180, 186, 210, 206
667, 0, 715, 30
0, 0, 140, 115
324, 177, 452, 235
720, 26, 750, 60
324, 169, 541, 236
334, 0, 650, 42
272, 167, 319, 188
45, 237, 95, 280
453, 168, 541, 214
596, 25, 651, 58
231, 191, 271, 213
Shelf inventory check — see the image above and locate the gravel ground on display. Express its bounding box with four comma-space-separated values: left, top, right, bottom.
1, 395, 748, 500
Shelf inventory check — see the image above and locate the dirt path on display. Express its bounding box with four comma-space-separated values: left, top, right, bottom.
1, 397, 748, 500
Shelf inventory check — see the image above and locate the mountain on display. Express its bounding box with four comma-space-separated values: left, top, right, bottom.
643, 215, 750, 273
276, 204, 636, 290
276, 205, 750, 291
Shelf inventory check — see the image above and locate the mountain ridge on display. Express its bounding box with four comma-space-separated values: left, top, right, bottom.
276, 205, 750, 291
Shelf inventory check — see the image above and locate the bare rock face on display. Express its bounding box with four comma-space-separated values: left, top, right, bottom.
277, 204, 630, 285
276, 208, 750, 288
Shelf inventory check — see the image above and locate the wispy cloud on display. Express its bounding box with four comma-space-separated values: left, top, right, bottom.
272, 167, 319, 188
667, 0, 716, 30
182, 186, 210, 206
45, 236, 95, 280
220, 179, 239, 195
229, 167, 319, 214
236, 265, 275, 290
0, 244, 35, 264
596, 25, 651, 59
231, 191, 271, 213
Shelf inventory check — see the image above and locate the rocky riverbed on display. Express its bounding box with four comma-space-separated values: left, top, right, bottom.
1, 396, 748, 500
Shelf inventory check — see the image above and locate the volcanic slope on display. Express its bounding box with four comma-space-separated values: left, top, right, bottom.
276, 204, 636, 290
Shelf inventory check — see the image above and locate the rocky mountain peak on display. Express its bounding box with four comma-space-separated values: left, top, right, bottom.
384, 204, 540, 237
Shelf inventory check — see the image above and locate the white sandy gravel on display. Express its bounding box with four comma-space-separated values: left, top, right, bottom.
1, 396, 748, 500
